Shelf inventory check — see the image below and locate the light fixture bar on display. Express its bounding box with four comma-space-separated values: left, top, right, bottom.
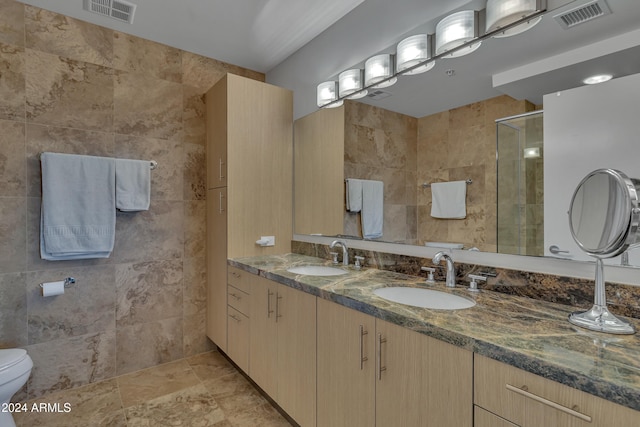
320, 6, 547, 109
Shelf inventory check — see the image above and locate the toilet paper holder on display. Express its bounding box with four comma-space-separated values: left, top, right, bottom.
39, 277, 76, 289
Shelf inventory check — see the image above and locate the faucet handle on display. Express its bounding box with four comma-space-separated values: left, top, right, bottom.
467, 274, 487, 292
330, 252, 339, 265
420, 266, 436, 284
354, 256, 365, 270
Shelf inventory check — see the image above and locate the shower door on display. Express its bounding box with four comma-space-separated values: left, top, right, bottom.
496, 111, 544, 256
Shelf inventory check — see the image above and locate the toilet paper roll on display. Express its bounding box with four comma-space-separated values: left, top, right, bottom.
41, 280, 65, 297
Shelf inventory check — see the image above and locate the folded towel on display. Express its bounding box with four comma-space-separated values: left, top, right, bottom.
40, 152, 116, 260
362, 180, 383, 239
346, 178, 363, 212
116, 159, 150, 211
430, 181, 467, 219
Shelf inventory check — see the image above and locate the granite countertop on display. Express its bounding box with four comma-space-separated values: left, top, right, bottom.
229, 253, 640, 413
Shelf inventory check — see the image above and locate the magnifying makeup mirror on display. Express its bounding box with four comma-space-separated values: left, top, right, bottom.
568, 168, 640, 334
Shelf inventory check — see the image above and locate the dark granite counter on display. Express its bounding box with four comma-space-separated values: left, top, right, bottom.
229, 253, 640, 413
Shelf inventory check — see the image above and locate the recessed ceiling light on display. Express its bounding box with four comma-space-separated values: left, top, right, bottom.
583, 74, 612, 85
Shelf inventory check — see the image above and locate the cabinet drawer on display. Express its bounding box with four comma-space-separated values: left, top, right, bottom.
227, 285, 249, 316
474, 354, 639, 427
474, 406, 518, 427
228, 266, 251, 293
227, 306, 249, 373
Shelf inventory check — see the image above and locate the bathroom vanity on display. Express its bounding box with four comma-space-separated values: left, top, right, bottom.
222, 253, 640, 427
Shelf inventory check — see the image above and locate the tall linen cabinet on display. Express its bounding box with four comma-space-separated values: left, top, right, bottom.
206, 73, 293, 351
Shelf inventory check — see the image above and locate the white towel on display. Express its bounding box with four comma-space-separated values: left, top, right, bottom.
362, 180, 383, 239
430, 181, 467, 219
40, 152, 115, 260
116, 159, 150, 211
346, 178, 363, 212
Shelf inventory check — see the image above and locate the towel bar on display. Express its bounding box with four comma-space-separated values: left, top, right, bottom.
38, 152, 158, 169
421, 178, 472, 189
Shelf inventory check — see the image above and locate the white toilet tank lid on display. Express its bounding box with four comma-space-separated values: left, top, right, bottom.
0, 349, 28, 371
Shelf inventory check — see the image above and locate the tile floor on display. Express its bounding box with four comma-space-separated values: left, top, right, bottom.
13, 351, 293, 427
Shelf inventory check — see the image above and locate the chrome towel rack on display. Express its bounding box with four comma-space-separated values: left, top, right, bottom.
39, 152, 158, 169
421, 178, 472, 189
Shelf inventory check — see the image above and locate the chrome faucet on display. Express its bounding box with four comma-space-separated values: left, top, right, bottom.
329, 240, 349, 266
432, 251, 456, 288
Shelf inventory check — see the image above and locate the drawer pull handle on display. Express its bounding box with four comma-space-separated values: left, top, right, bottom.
359, 325, 368, 370
228, 314, 241, 322
377, 334, 387, 380
229, 292, 241, 300
505, 384, 592, 422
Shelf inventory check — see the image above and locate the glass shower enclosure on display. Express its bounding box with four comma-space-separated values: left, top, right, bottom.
496, 111, 544, 256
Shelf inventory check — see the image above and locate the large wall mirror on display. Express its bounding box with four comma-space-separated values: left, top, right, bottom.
291, 0, 640, 268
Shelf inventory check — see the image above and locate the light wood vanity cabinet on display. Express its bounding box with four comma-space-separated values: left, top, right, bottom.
317, 298, 473, 427
317, 298, 376, 427
225, 266, 251, 372
474, 354, 640, 427
249, 276, 316, 427
205, 73, 292, 350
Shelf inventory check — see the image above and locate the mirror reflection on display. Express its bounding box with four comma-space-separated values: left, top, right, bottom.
292, 1, 640, 267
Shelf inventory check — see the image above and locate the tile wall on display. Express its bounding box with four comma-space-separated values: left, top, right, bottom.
0, 0, 263, 400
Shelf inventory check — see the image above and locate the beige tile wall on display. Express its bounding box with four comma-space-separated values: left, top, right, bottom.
417, 95, 536, 251
344, 101, 418, 243
0, 0, 264, 400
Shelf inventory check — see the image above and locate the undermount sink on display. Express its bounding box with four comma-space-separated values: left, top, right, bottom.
286, 265, 348, 276
373, 287, 476, 310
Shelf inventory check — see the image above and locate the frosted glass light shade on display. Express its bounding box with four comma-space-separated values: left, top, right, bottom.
435, 10, 481, 58
316, 81, 343, 108
486, 0, 544, 38
338, 69, 368, 99
364, 54, 397, 88
396, 34, 435, 75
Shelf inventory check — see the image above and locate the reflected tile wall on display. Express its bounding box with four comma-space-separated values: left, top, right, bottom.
0, 0, 265, 400
417, 95, 535, 251
344, 101, 417, 242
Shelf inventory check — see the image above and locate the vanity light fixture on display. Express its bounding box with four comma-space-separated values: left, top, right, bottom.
435, 10, 481, 58
338, 69, 368, 99
486, 0, 546, 38
396, 34, 435, 75
316, 81, 343, 108
364, 54, 397, 88
583, 74, 613, 85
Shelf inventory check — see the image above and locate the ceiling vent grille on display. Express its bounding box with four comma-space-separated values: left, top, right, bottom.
83, 0, 137, 24
553, 0, 611, 29
366, 90, 392, 100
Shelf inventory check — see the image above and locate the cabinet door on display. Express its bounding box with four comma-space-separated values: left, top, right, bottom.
475, 406, 519, 427
227, 306, 249, 373
249, 276, 278, 397
205, 76, 227, 189
206, 188, 227, 350
375, 319, 473, 427
277, 283, 317, 427
317, 298, 375, 427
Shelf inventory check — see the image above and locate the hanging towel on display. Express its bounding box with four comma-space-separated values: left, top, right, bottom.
430, 181, 467, 219
40, 152, 116, 260
346, 178, 363, 212
115, 159, 150, 211
362, 180, 384, 239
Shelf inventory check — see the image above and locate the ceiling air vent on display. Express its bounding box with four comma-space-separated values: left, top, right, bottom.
553, 0, 611, 29
83, 0, 137, 24
366, 90, 392, 101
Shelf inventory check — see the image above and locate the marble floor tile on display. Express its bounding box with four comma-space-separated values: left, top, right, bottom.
117, 360, 201, 408
124, 383, 226, 427
14, 351, 292, 427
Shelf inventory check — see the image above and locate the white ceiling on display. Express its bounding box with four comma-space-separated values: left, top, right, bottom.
18, 0, 640, 119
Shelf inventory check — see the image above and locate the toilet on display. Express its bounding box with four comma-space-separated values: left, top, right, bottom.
0, 349, 33, 427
